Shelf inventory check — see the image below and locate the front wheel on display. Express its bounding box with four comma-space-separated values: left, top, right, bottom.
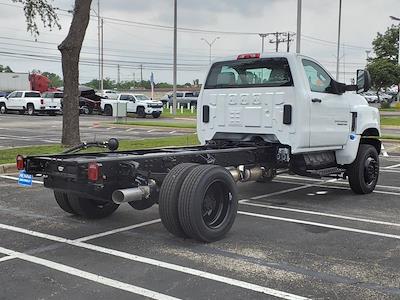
136, 107, 146, 118
152, 111, 161, 118
347, 144, 379, 194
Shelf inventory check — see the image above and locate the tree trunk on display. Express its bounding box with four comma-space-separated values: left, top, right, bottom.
58, 0, 92, 146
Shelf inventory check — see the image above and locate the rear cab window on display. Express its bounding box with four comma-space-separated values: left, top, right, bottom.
204, 57, 293, 89
24, 92, 41, 98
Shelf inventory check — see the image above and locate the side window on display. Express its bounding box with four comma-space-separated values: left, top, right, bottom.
15, 92, 23, 98
128, 95, 135, 102
302, 59, 332, 93
119, 95, 129, 101
8, 92, 16, 98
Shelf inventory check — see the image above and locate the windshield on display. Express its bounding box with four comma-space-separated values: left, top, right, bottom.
135, 95, 150, 101
25, 92, 41, 98
205, 57, 293, 89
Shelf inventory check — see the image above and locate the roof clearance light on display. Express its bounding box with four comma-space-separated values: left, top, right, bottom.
237, 53, 261, 60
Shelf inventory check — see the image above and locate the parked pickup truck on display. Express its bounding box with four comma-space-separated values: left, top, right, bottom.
0, 90, 61, 115
161, 91, 199, 107
19, 52, 380, 243
101, 93, 163, 118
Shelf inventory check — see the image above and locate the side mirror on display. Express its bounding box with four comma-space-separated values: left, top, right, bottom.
356, 69, 371, 93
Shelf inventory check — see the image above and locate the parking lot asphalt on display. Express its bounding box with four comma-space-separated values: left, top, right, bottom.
0, 114, 194, 148
0, 156, 399, 299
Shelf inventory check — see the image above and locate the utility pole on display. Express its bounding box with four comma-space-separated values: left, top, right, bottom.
201, 37, 220, 64
140, 64, 143, 82
100, 18, 104, 93
296, 0, 302, 53
172, 0, 177, 115
269, 32, 289, 52
259, 33, 268, 53
336, 0, 342, 81
365, 50, 371, 66
286, 32, 295, 52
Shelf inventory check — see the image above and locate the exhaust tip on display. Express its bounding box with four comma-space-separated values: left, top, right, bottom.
112, 190, 125, 204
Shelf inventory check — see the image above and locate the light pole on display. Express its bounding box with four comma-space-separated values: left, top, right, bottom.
201, 37, 220, 64
390, 16, 400, 65
172, 0, 177, 115
336, 0, 342, 81
365, 50, 371, 65
296, 0, 302, 53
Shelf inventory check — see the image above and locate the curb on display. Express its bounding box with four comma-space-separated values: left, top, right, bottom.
0, 163, 17, 174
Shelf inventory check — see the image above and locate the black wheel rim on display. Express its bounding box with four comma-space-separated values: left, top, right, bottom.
364, 156, 378, 185
202, 180, 232, 229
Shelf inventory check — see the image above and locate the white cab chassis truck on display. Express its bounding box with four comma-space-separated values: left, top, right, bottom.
20, 53, 380, 243
101, 93, 163, 118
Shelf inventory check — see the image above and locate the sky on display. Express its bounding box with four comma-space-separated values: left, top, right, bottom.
0, 0, 398, 86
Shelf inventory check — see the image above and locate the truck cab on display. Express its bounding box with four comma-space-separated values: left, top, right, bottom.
198, 52, 380, 163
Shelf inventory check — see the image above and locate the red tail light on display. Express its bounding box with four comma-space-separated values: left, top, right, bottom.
87, 162, 100, 182
40, 99, 44, 105
237, 53, 261, 60
16, 155, 25, 170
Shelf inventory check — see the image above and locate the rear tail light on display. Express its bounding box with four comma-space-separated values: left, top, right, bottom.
40, 99, 44, 105
87, 162, 100, 182
237, 53, 261, 60
16, 155, 25, 170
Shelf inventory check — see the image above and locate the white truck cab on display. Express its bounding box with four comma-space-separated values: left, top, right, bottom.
0, 90, 61, 115
101, 93, 163, 118
198, 52, 380, 193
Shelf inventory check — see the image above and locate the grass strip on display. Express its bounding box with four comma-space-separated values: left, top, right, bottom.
0, 135, 199, 165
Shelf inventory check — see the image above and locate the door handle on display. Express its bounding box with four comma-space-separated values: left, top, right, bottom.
312, 98, 322, 103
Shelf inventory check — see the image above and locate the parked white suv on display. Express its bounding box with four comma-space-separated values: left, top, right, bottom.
0, 90, 61, 115
101, 94, 163, 118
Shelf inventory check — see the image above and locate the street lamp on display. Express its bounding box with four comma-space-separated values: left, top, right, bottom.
201, 37, 220, 64
336, 0, 342, 81
296, 0, 302, 53
390, 16, 400, 65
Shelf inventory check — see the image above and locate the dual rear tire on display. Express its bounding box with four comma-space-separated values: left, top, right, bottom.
159, 164, 238, 242
54, 191, 119, 219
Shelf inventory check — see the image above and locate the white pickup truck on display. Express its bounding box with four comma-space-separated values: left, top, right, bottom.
101, 93, 163, 118
0, 90, 61, 115
21, 52, 381, 243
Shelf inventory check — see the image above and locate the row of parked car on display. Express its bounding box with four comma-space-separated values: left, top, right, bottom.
0, 87, 199, 118
360, 91, 399, 103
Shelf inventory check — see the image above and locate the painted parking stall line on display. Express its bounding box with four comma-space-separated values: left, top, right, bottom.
0, 247, 181, 300
0, 222, 309, 300
238, 211, 400, 240
239, 200, 400, 227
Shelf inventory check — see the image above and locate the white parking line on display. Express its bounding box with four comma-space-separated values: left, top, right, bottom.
0, 247, 180, 300
385, 163, 400, 169
0, 255, 15, 263
238, 211, 400, 240
75, 219, 162, 242
169, 131, 177, 134
251, 185, 312, 200
147, 129, 157, 133
125, 128, 135, 132
0, 223, 309, 300
239, 200, 400, 227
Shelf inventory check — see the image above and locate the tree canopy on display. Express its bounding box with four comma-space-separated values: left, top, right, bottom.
367, 25, 400, 91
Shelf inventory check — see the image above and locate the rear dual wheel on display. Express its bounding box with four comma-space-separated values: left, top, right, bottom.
159, 164, 238, 242
53, 191, 119, 219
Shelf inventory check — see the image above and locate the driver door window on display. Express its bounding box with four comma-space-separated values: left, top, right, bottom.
302, 59, 332, 93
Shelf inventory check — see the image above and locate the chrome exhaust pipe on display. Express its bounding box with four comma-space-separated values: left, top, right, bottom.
112, 180, 156, 204
227, 166, 263, 182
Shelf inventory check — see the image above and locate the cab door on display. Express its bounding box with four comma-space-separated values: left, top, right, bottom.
6, 92, 17, 109
302, 59, 350, 148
